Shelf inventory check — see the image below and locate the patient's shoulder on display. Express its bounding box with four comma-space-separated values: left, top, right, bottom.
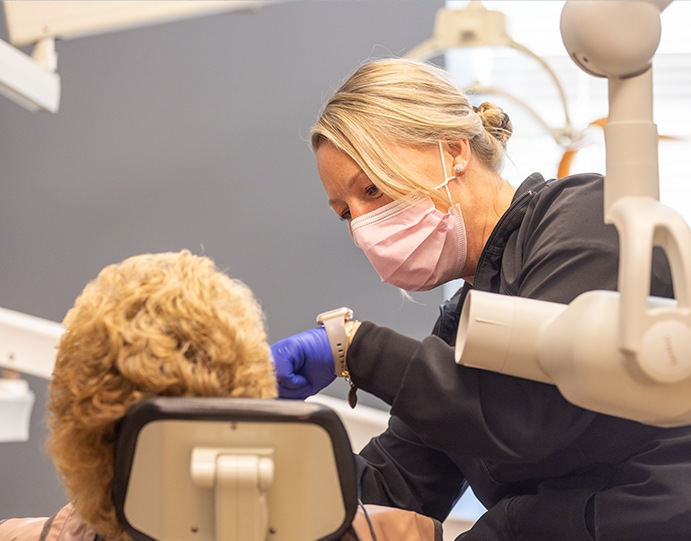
0, 504, 97, 541
0, 513, 50, 541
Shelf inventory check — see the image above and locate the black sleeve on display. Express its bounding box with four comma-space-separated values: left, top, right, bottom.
347, 321, 596, 521
349, 323, 595, 462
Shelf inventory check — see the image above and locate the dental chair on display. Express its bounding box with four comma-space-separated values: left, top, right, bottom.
112, 397, 359, 541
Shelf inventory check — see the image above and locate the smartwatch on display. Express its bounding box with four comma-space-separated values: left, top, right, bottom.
316, 307, 353, 377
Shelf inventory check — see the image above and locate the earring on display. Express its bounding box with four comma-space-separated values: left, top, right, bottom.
453, 164, 464, 175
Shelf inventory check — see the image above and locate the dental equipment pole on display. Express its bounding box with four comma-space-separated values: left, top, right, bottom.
456, 0, 691, 427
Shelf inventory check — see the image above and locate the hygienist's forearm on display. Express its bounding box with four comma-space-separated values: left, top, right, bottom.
346, 321, 421, 405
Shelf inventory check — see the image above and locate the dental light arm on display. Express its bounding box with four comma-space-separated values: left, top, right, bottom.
0, 306, 63, 442
456, 0, 691, 427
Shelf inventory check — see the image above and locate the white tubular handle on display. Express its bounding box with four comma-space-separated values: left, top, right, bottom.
608, 197, 691, 361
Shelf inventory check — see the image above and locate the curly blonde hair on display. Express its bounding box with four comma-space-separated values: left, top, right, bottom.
46, 250, 276, 541
311, 57, 513, 206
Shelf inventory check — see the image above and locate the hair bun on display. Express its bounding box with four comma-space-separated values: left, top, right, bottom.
475, 102, 512, 147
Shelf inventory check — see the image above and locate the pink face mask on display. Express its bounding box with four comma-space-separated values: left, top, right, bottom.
349, 143, 467, 291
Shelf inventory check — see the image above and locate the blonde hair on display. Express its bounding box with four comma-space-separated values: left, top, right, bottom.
311, 58, 512, 205
46, 250, 276, 541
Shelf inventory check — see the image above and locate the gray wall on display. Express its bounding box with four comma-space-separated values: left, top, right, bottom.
0, 0, 444, 518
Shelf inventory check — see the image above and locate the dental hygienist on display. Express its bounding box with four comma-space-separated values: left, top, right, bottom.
271, 58, 691, 540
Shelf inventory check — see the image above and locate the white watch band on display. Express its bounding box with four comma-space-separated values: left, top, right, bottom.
316, 307, 353, 377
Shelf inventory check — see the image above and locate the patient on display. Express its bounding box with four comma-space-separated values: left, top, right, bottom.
1, 251, 276, 541
0, 250, 440, 541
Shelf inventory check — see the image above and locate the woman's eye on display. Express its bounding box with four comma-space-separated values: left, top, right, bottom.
365, 184, 381, 197
338, 209, 352, 222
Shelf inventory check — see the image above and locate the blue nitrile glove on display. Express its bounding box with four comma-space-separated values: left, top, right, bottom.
271, 327, 336, 399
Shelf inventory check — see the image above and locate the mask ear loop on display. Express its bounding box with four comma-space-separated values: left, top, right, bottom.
436, 141, 457, 204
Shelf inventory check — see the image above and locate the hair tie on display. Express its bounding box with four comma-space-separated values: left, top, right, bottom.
500, 112, 510, 130
472, 105, 479, 114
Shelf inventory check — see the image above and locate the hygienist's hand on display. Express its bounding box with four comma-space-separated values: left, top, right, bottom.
271, 327, 336, 399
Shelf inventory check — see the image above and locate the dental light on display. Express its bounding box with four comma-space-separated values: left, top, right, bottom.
456, 0, 691, 427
